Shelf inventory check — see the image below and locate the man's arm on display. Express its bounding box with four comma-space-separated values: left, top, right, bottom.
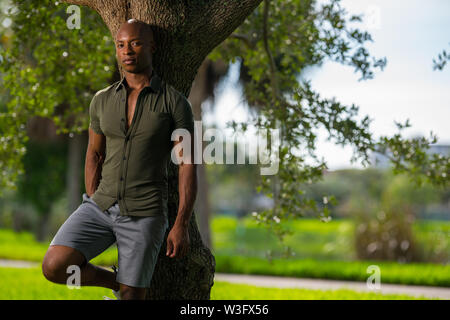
166, 133, 197, 259
85, 128, 106, 197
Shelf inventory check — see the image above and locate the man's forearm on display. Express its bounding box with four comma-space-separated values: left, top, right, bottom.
84, 151, 103, 197
174, 163, 197, 228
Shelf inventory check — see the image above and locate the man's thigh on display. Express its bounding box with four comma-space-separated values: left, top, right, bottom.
113, 211, 168, 289
49, 193, 116, 262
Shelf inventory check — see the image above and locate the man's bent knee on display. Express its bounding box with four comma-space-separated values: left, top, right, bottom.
42, 245, 86, 283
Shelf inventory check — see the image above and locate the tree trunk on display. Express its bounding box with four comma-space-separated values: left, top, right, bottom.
61, 0, 263, 300
36, 211, 51, 242
188, 59, 213, 250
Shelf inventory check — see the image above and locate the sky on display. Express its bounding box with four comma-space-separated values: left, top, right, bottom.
204, 0, 450, 170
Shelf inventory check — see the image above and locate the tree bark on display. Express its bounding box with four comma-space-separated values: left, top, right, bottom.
61, 0, 263, 300
188, 60, 213, 250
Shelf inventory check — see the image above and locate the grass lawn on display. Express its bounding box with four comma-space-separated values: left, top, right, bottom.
211, 215, 357, 260
211, 215, 450, 262
0, 267, 429, 300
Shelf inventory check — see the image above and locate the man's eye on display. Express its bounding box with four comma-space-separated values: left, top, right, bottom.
132, 41, 141, 46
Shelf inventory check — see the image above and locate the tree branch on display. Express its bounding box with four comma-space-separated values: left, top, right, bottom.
262, 0, 279, 102
229, 33, 256, 49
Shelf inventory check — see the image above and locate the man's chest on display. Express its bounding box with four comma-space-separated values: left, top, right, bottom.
126, 91, 139, 129
99, 92, 174, 145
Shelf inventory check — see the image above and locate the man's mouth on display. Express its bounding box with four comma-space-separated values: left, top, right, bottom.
123, 58, 136, 65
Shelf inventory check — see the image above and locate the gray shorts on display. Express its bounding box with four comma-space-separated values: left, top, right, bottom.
50, 192, 169, 288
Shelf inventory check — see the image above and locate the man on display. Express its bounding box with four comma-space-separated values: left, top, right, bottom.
42, 19, 197, 300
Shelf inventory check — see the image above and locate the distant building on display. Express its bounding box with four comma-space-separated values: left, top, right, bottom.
369, 144, 450, 169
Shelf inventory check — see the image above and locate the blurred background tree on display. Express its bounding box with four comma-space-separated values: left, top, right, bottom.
15, 138, 68, 241
350, 172, 445, 263
0, 1, 115, 240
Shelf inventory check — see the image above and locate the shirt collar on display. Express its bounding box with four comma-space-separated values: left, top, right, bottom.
114, 69, 161, 94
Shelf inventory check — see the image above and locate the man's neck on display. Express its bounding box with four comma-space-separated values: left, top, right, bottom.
124, 66, 153, 91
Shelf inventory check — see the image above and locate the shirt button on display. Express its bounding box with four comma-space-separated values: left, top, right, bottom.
123, 156, 126, 160
120, 177, 123, 181
118, 195, 122, 200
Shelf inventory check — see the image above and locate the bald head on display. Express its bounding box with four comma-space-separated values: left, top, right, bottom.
116, 19, 155, 43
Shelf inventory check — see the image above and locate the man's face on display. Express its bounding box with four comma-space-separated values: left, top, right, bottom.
115, 23, 155, 74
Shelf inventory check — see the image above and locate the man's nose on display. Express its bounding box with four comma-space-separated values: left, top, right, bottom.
124, 43, 134, 54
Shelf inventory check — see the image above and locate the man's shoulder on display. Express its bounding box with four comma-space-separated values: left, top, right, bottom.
162, 81, 188, 102
161, 82, 193, 118
93, 82, 120, 100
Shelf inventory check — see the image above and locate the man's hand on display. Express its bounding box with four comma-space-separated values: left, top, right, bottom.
166, 224, 190, 258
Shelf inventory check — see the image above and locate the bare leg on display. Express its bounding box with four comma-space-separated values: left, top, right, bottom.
42, 245, 119, 291
119, 283, 146, 300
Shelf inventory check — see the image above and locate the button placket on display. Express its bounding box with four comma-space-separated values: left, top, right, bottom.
117, 86, 150, 216
119, 87, 146, 215
117, 91, 128, 211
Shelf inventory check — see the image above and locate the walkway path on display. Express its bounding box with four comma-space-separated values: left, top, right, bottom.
1, 259, 448, 299
214, 273, 450, 299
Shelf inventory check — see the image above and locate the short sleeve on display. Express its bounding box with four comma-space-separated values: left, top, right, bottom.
172, 95, 194, 132
89, 93, 104, 135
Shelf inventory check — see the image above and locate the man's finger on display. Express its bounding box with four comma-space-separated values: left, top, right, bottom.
166, 239, 173, 256
170, 243, 179, 258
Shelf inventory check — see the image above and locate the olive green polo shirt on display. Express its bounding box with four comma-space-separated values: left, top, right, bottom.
88, 70, 194, 217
